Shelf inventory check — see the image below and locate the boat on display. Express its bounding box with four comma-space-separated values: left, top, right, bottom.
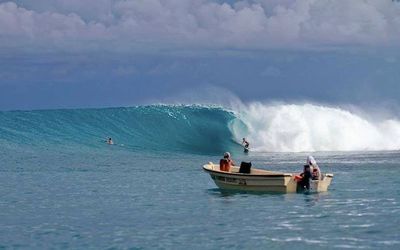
203, 162, 333, 193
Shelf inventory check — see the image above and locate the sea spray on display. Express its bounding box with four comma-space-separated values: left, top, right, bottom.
230, 103, 400, 152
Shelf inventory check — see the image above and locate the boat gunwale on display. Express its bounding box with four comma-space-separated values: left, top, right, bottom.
203, 165, 292, 178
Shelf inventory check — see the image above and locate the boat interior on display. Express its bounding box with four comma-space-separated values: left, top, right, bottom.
205, 163, 287, 175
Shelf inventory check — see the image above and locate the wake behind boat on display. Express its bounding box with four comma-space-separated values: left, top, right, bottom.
203, 162, 333, 193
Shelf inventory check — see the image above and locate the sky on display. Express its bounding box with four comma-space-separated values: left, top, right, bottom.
1, 0, 400, 111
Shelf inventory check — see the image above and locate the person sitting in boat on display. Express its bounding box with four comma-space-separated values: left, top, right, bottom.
242, 138, 250, 149
312, 168, 320, 180
307, 155, 321, 180
220, 152, 235, 172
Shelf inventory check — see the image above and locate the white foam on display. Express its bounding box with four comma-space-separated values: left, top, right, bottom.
231, 103, 400, 152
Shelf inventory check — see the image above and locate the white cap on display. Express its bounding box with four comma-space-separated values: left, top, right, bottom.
307, 155, 317, 165
224, 152, 231, 158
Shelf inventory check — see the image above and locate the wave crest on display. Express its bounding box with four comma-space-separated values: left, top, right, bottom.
231, 103, 400, 152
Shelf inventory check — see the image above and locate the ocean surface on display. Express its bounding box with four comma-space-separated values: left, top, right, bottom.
1, 105, 400, 249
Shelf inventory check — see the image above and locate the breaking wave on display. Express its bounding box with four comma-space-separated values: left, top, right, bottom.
1, 103, 400, 154
230, 103, 400, 152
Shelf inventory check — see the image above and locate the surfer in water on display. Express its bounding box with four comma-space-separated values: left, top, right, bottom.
107, 137, 114, 145
242, 138, 250, 152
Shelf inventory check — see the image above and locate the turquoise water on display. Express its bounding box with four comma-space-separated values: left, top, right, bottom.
1, 106, 400, 249
0, 105, 238, 154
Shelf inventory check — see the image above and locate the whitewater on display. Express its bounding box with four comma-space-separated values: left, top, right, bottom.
232, 103, 400, 152
2, 102, 400, 153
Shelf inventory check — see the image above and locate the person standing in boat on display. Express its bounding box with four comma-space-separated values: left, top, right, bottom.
220, 152, 235, 172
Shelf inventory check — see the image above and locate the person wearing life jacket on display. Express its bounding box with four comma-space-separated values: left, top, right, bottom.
220, 152, 235, 172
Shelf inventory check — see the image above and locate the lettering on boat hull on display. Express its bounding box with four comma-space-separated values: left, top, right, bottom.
211, 174, 247, 185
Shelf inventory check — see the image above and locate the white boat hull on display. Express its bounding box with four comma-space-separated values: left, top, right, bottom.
203, 163, 333, 193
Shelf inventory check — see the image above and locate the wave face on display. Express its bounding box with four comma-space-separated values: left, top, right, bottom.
0, 105, 238, 154
1, 103, 400, 154
230, 103, 400, 152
